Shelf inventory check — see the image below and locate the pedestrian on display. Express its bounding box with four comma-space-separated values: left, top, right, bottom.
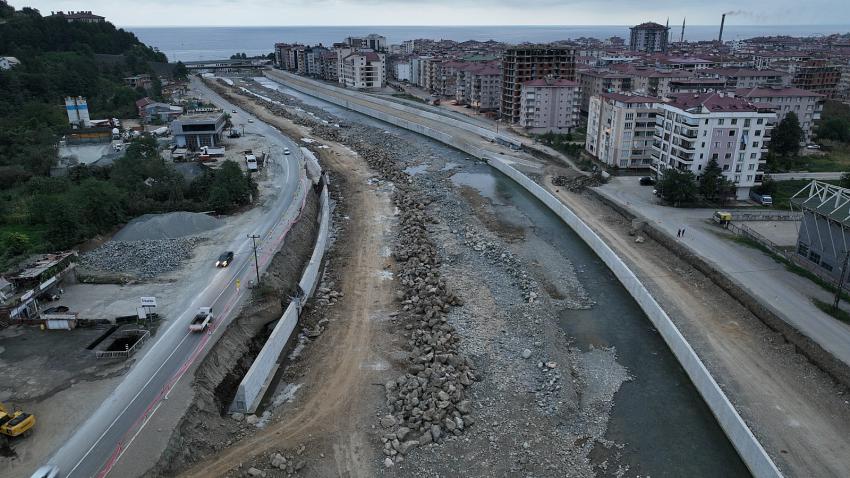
676, 229, 681, 238
681, 227, 686, 237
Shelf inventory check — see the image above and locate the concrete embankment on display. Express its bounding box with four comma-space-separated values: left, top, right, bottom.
232, 176, 330, 413
263, 71, 782, 478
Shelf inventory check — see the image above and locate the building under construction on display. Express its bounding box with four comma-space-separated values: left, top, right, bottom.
791, 181, 850, 281
500, 45, 576, 124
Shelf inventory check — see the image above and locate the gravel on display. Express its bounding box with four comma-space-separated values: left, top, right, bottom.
112, 211, 220, 241
81, 237, 205, 279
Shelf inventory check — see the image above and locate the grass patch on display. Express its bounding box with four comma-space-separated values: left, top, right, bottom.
391, 93, 426, 104
813, 298, 850, 324
768, 179, 841, 210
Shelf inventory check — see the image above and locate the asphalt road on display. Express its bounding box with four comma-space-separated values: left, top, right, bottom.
595, 176, 850, 367
45, 78, 308, 478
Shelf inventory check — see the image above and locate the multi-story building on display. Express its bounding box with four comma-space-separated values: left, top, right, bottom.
500, 45, 576, 123
455, 62, 501, 111
320, 51, 338, 81
518, 79, 580, 134
629, 22, 670, 53
172, 112, 226, 149
576, 69, 633, 111
628, 67, 693, 97
345, 34, 387, 52
338, 51, 386, 89
702, 68, 791, 89
787, 60, 842, 98
735, 86, 824, 142
395, 61, 412, 82
49, 10, 104, 23
585, 93, 659, 169
651, 92, 776, 199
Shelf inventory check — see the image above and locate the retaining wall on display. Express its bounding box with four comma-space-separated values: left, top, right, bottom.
232, 180, 330, 413
263, 72, 783, 477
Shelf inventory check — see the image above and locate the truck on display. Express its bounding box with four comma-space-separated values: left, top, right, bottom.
244, 150, 258, 172
749, 190, 773, 206
189, 307, 213, 332
712, 211, 732, 227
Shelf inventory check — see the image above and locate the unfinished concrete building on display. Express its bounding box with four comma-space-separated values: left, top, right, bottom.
500, 46, 576, 124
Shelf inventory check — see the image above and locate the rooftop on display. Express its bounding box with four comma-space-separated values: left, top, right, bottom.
735, 86, 825, 98
523, 78, 579, 87
174, 112, 225, 124
792, 181, 850, 227
632, 22, 668, 30
600, 92, 660, 104
666, 92, 761, 113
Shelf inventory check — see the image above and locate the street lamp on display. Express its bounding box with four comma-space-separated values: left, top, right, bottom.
247, 234, 261, 286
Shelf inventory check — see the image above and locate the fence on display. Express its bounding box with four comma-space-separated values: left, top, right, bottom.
730, 211, 801, 222
95, 329, 150, 359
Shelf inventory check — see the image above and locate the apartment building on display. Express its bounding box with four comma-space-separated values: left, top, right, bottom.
501, 46, 576, 124
395, 62, 412, 82
518, 79, 580, 134
345, 34, 387, 52
628, 67, 692, 97
338, 51, 386, 89
702, 68, 791, 88
586, 93, 659, 169
788, 60, 842, 98
735, 86, 824, 142
320, 51, 338, 81
629, 22, 670, 53
576, 69, 633, 111
454, 62, 501, 111
651, 92, 776, 199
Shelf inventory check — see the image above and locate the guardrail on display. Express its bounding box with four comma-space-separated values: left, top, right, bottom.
731, 211, 801, 222
95, 329, 150, 359
261, 72, 782, 478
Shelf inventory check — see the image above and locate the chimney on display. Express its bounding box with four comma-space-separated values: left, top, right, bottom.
719, 14, 726, 43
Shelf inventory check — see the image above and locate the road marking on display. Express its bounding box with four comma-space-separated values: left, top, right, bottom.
66, 331, 193, 478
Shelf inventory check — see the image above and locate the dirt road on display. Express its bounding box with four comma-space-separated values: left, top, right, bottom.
179, 88, 398, 478
543, 170, 850, 477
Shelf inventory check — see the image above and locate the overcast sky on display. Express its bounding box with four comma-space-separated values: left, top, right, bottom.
17, 0, 850, 26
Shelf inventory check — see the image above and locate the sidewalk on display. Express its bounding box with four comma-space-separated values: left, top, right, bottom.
594, 176, 850, 367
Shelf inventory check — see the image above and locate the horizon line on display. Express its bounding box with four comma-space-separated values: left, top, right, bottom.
122, 23, 850, 29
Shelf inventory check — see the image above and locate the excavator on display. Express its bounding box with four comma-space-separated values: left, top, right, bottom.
0, 403, 35, 437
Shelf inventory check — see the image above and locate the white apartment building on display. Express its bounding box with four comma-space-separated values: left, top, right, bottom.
651, 92, 776, 199
735, 86, 824, 142
395, 62, 412, 82
586, 93, 659, 169
519, 79, 581, 134
338, 50, 386, 89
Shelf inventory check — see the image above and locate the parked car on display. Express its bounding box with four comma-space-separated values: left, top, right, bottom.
639, 176, 656, 186
248, 119, 254, 123
806, 144, 821, 149
232, 109, 237, 113
216, 251, 234, 267
284, 148, 291, 155
749, 190, 773, 206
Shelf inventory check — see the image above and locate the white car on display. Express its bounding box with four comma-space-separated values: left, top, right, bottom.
806, 144, 821, 149
30, 465, 60, 478
284, 148, 291, 155
248, 119, 254, 123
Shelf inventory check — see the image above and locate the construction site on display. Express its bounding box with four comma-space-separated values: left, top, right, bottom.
2, 71, 850, 478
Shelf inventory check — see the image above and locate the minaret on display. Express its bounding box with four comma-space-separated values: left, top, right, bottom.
681, 17, 686, 43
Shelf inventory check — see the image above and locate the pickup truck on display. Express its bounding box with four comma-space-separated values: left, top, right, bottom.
189, 307, 213, 332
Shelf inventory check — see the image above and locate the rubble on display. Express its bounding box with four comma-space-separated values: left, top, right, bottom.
80, 236, 205, 279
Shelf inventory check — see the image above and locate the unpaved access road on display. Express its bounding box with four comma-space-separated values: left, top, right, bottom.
179, 87, 398, 478
543, 169, 850, 477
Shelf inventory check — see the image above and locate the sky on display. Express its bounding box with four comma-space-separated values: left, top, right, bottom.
16, 0, 850, 26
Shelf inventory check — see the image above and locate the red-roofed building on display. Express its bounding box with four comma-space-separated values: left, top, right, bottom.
652, 92, 777, 198
519, 79, 580, 133
735, 86, 824, 141
338, 49, 386, 90
454, 61, 501, 111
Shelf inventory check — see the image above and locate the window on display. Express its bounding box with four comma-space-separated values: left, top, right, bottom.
703, 130, 708, 137
712, 153, 719, 160
747, 175, 753, 181
738, 153, 745, 161
719, 119, 725, 125
748, 163, 755, 170
798, 243, 809, 256
729, 130, 736, 136
735, 164, 742, 172
731, 118, 738, 125
744, 119, 751, 127
727, 142, 733, 148
714, 142, 720, 148
757, 118, 764, 124
809, 251, 821, 264
624, 122, 633, 129
702, 142, 706, 148
723, 164, 729, 171
753, 142, 759, 148
625, 113, 635, 120
725, 153, 732, 159
750, 153, 757, 159
755, 130, 762, 136
822, 262, 833, 272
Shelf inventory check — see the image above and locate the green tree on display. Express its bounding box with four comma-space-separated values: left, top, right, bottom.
699, 158, 724, 201
3, 232, 31, 255
174, 61, 189, 80
817, 118, 850, 143
755, 177, 778, 196
658, 168, 697, 206
770, 112, 803, 156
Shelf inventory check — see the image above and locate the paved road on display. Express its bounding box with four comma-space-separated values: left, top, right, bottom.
770, 172, 845, 181
45, 78, 308, 478
595, 176, 850, 367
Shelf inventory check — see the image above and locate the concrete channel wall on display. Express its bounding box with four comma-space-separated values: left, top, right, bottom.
264, 72, 783, 477
232, 181, 330, 414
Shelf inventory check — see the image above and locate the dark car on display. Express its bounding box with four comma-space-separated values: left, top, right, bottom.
639, 176, 656, 186
216, 251, 234, 267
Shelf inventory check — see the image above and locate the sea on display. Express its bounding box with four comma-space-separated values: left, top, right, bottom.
128, 25, 850, 62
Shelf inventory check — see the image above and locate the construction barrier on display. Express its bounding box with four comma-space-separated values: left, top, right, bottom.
263, 72, 783, 478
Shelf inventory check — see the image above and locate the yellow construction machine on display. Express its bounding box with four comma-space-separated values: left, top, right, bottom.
0, 403, 35, 437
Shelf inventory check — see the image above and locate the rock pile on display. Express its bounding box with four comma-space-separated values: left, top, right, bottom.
551, 174, 603, 192
81, 237, 204, 278
460, 226, 538, 302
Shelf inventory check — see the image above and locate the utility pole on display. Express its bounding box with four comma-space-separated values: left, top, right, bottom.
247, 234, 261, 286
834, 251, 850, 311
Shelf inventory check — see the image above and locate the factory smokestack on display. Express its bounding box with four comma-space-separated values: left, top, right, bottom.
719, 13, 726, 43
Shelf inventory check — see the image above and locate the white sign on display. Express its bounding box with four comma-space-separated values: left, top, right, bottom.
140, 297, 157, 308
137, 307, 147, 320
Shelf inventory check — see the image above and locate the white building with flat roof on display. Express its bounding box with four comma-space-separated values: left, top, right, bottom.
651, 92, 776, 199
519, 79, 580, 134
338, 50, 386, 89
586, 92, 659, 169
735, 86, 824, 142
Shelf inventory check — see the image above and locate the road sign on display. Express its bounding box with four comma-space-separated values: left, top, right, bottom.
140, 297, 157, 308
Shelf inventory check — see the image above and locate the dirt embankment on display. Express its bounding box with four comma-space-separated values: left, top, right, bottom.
143, 189, 320, 477
541, 168, 850, 478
